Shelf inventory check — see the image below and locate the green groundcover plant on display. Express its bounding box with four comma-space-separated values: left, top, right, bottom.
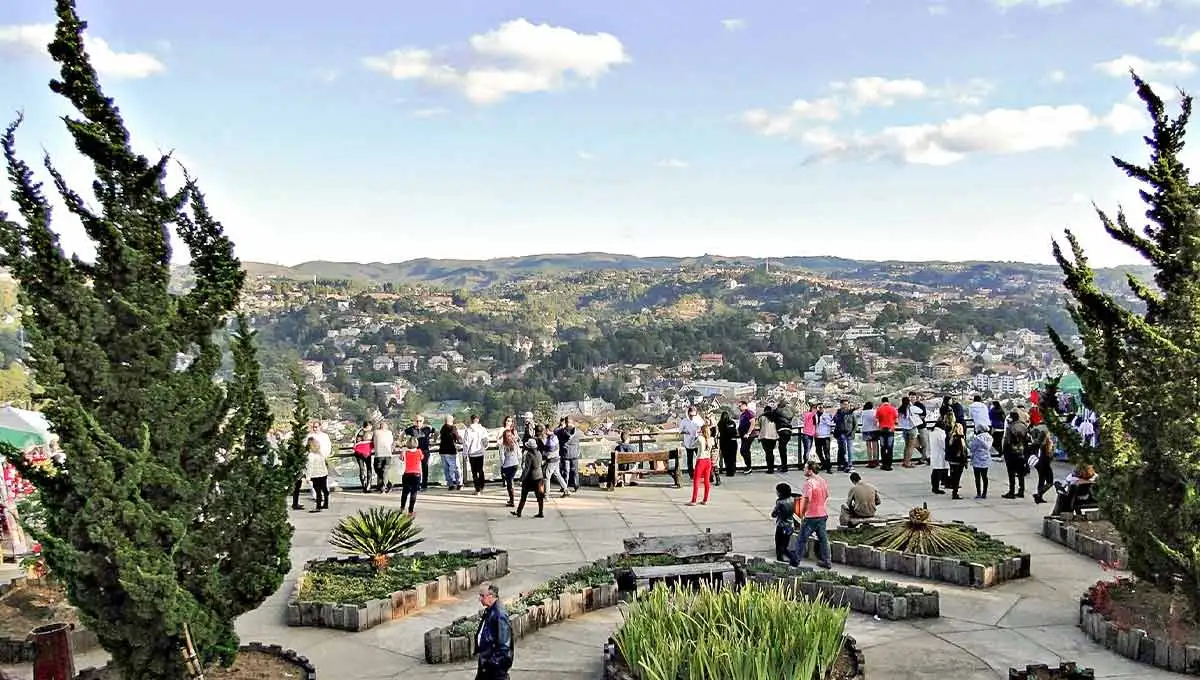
299, 552, 480, 606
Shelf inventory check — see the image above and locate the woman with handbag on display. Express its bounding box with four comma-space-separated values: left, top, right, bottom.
944, 418, 968, 500
511, 439, 545, 518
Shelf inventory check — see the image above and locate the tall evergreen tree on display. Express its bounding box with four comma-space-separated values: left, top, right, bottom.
0, 1, 305, 677
1046, 74, 1200, 620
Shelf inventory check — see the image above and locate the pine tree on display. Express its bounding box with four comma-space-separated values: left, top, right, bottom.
1046, 74, 1200, 620
0, 1, 305, 677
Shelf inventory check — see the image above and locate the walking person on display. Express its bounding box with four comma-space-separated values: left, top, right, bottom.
703, 414, 721, 487
795, 462, 833, 569
438, 415, 463, 491
945, 416, 968, 500
680, 405, 705, 478
352, 420, 374, 492
1030, 424, 1055, 504
833, 399, 856, 473
774, 400, 794, 473
1001, 411, 1029, 499
463, 414, 490, 495
537, 424, 569, 498
511, 439, 545, 518
399, 436, 423, 515
969, 428, 992, 499
757, 404, 779, 474
306, 438, 330, 513
814, 405, 834, 473
927, 415, 949, 495
874, 397, 899, 471
689, 418, 717, 505
736, 401, 757, 474
498, 429, 520, 507
717, 411, 739, 478
404, 415, 434, 490
372, 420, 394, 492
474, 583, 514, 680
860, 401, 879, 469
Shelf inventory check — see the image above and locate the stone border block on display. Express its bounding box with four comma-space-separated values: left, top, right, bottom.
74, 641, 318, 679
1078, 578, 1200, 676
288, 548, 508, 632
736, 556, 939, 620
1008, 662, 1095, 679
1042, 516, 1127, 569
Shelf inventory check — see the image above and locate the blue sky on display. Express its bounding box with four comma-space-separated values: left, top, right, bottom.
1, 0, 1198, 267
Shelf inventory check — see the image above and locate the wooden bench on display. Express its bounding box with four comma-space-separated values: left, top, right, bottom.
631, 561, 737, 591
623, 530, 734, 560
606, 448, 681, 489
615, 530, 737, 593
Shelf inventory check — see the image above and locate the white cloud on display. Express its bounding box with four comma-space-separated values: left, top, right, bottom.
577, 151, 595, 160
1046, 69, 1067, 83
1117, 0, 1160, 6
364, 19, 629, 105
990, 0, 1070, 8
0, 23, 165, 79
928, 3, 949, 14
656, 159, 688, 168
1159, 29, 1200, 52
313, 68, 339, 83
721, 18, 746, 31
830, 77, 930, 107
1094, 54, 1194, 78
410, 107, 447, 118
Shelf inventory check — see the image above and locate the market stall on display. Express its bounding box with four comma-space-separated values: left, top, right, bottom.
0, 405, 53, 560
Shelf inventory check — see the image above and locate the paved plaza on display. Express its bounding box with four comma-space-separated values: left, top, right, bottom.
2, 462, 1178, 679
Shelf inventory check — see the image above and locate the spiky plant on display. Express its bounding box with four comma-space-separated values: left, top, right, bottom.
329, 507, 424, 573
860, 506, 976, 556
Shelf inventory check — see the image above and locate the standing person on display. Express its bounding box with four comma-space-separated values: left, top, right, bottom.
1001, 411, 1029, 499
498, 429, 521, 507
814, 405, 834, 473
969, 428, 993, 499
859, 401, 879, 469
511, 439, 545, 518
795, 462, 833, 569
716, 411, 739, 478
800, 404, 818, 462
372, 421, 394, 492
736, 401, 757, 474
927, 415, 949, 495
680, 406, 705, 478
463, 414, 491, 495
559, 416, 582, 491
474, 583, 514, 680
352, 420, 375, 492
404, 415, 434, 490
306, 438, 330, 513
774, 400, 794, 473
770, 482, 798, 566
988, 400, 1007, 455
874, 397, 899, 471
537, 424, 569, 498
399, 436, 423, 515
898, 397, 919, 468
438, 416, 463, 491
689, 417, 717, 505
1029, 424, 1054, 504
757, 404, 780, 474
968, 395, 990, 434
703, 414, 721, 487
945, 417, 968, 500
909, 392, 929, 465
833, 399, 856, 473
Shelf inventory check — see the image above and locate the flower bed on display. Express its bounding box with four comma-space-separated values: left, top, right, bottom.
1078, 577, 1200, 674
0, 576, 99, 664
287, 549, 508, 632
1042, 515, 1127, 569
734, 556, 940, 620
811, 522, 1030, 588
1008, 662, 1095, 679
424, 560, 620, 664
75, 642, 317, 679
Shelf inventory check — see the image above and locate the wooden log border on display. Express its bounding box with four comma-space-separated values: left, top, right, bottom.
1042, 515, 1128, 569
287, 548, 509, 632
73, 642, 318, 680
1078, 579, 1200, 675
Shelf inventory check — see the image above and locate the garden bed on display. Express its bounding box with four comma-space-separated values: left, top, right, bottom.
602, 634, 865, 679
1078, 577, 1200, 674
425, 559, 620, 664
1042, 515, 1127, 568
1008, 662, 1094, 679
288, 549, 508, 631
75, 643, 317, 679
811, 521, 1030, 588
734, 556, 940, 619
0, 576, 99, 664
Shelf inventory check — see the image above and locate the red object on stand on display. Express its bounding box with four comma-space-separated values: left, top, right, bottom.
31, 623, 75, 680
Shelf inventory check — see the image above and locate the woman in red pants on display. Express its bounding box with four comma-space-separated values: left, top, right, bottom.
689, 415, 718, 505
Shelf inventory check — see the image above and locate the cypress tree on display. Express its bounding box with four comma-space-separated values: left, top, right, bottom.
1047, 74, 1200, 619
0, 1, 306, 677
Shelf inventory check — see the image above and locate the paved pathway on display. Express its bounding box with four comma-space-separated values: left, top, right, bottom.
2, 462, 1176, 679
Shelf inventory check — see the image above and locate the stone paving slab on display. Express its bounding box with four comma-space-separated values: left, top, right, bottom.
0, 462, 1185, 679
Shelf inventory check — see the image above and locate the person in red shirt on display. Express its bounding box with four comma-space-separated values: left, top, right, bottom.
400, 437, 424, 515
874, 397, 900, 471
794, 462, 833, 569
1028, 405, 1043, 426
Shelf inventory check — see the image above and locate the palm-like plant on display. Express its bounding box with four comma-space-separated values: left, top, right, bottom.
860, 505, 975, 556
329, 507, 424, 573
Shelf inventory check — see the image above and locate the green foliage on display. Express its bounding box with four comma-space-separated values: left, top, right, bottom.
0, 3, 304, 677
328, 507, 424, 573
298, 552, 478, 606
614, 581, 848, 680
1046, 74, 1200, 620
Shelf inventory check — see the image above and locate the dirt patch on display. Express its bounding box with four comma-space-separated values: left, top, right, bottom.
0, 582, 79, 640
1097, 580, 1200, 647
86, 649, 310, 679
829, 642, 860, 679
1064, 518, 1124, 547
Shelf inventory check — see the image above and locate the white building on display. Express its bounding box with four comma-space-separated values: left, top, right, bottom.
681, 380, 757, 399
971, 372, 1031, 396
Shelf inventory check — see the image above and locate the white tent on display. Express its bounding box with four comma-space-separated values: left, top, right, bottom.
0, 405, 52, 450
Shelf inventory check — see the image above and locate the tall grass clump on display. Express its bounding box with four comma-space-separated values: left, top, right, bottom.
614, 581, 849, 680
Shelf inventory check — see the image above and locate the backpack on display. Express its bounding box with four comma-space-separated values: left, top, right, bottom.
946, 430, 966, 464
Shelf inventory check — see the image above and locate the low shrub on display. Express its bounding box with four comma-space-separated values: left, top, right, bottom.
299, 553, 478, 605
447, 561, 617, 637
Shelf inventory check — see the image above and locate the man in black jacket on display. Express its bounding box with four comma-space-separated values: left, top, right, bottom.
475, 583, 514, 679
774, 401, 794, 473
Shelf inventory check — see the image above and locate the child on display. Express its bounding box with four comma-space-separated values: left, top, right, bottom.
400, 436, 423, 516
614, 432, 636, 487
306, 438, 330, 513
770, 482, 798, 566
969, 429, 993, 499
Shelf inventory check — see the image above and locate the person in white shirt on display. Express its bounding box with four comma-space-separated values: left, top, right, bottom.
463, 414, 491, 495
306, 438, 330, 513
968, 396, 990, 435
371, 421, 395, 493
679, 406, 705, 479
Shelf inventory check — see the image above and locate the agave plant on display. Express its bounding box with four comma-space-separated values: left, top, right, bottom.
329, 507, 424, 573
859, 505, 975, 556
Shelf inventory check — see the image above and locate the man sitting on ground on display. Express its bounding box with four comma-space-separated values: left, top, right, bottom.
839, 472, 882, 526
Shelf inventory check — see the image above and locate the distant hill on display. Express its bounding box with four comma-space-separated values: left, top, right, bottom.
181, 252, 1151, 291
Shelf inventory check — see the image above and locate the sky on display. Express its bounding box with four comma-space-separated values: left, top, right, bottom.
1, 0, 1199, 268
